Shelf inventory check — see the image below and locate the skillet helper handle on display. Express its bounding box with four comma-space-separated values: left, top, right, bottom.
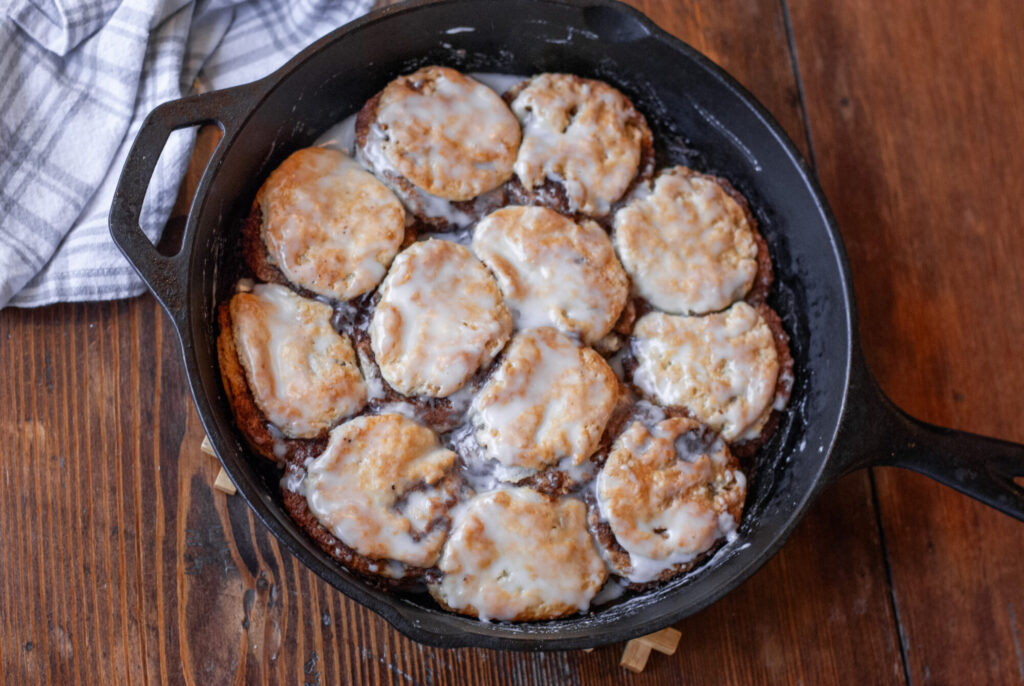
109, 85, 256, 324
829, 348, 1024, 521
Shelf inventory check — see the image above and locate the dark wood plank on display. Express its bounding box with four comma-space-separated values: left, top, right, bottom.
0, 0, 913, 683
786, 0, 1024, 683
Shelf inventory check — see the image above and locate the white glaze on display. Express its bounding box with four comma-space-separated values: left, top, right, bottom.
431, 487, 607, 621
775, 367, 794, 410
631, 304, 779, 441
469, 327, 618, 475
267, 423, 289, 460
613, 166, 758, 315
280, 463, 306, 493
257, 147, 405, 301
301, 414, 457, 568
230, 284, 366, 438
371, 401, 419, 421
371, 240, 513, 397
361, 66, 520, 201
315, 112, 359, 154
446, 422, 500, 493
469, 71, 526, 94
356, 343, 387, 401
590, 578, 627, 605
472, 205, 629, 343
420, 228, 473, 246
510, 73, 646, 215
631, 398, 667, 427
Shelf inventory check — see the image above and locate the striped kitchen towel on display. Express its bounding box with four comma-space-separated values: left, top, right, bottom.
0, 0, 372, 308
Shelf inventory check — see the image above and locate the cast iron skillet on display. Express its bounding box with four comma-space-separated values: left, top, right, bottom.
109, 0, 1024, 650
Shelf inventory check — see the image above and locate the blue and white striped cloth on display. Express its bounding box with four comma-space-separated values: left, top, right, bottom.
0, 0, 371, 308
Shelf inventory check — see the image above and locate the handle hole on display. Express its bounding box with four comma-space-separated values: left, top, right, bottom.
149, 125, 223, 257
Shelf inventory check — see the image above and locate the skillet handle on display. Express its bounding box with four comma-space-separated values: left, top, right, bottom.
826, 346, 1024, 521
109, 84, 258, 324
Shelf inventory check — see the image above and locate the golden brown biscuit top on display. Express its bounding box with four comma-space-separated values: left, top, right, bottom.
472, 205, 628, 343
364, 66, 520, 201
301, 414, 458, 567
470, 327, 619, 476
432, 487, 607, 621
631, 304, 779, 441
229, 284, 366, 438
597, 417, 746, 582
256, 147, 405, 301
510, 73, 648, 215
371, 239, 513, 398
614, 166, 758, 315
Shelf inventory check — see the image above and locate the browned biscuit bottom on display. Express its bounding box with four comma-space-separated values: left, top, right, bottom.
240, 204, 287, 289
585, 500, 723, 591
729, 303, 794, 458
215, 303, 328, 465
281, 483, 441, 587
712, 174, 774, 306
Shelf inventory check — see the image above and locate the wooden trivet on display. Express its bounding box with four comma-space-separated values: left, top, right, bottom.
200, 436, 236, 495
619, 627, 681, 673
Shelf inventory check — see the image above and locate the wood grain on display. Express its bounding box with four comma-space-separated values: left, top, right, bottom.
786, 0, 1024, 683
2, 0, 1021, 683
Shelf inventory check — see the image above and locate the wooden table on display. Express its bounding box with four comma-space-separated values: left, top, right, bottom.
4, 0, 1024, 683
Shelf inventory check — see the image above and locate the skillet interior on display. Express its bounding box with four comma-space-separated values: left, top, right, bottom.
182, 0, 854, 649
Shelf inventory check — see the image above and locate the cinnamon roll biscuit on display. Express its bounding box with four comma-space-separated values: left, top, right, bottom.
244, 147, 405, 301
284, 414, 463, 581
472, 205, 629, 344
506, 73, 654, 218
467, 327, 620, 490
629, 302, 784, 442
356, 66, 521, 229
430, 487, 607, 620
371, 239, 513, 398
591, 416, 746, 584
216, 284, 366, 461
613, 165, 765, 315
